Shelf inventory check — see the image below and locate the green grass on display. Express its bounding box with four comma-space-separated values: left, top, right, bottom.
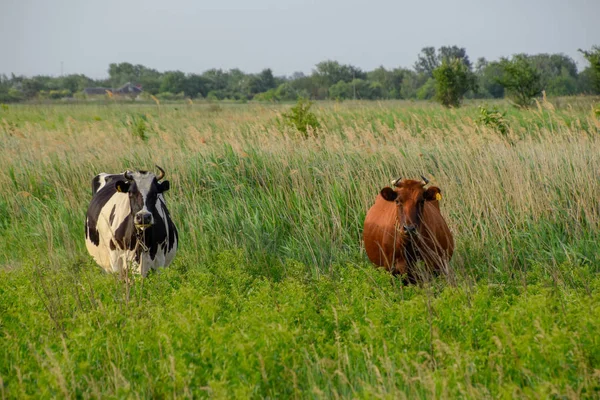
1, 97, 600, 398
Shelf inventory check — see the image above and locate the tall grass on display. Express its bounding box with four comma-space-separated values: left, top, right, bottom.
0, 98, 599, 398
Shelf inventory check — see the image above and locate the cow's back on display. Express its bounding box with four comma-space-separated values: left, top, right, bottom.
363, 195, 399, 270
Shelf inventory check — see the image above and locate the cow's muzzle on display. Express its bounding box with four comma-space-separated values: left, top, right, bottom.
134, 211, 153, 228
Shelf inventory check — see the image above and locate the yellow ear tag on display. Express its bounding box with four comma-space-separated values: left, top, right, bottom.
435, 193, 442, 201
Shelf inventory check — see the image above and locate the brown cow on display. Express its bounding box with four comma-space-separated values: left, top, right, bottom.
363, 176, 454, 283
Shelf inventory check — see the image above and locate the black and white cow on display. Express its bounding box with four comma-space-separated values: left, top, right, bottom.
85, 166, 178, 276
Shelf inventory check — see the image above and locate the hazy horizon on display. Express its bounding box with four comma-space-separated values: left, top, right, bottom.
1, 0, 598, 79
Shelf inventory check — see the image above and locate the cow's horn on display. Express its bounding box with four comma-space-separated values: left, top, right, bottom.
421, 175, 429, 186
156, 165, 165, 181
391, 177, 402, 187
124, 170, 134, 181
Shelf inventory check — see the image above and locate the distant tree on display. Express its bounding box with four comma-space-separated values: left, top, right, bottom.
577, 68, 595, 94
59, 74, 93, 94
328, 79, 382, 100
274, 82, 299, 101
526, 53, 578, 95
289, 74, 319, 99
497, 55, 543, 107
432, 58, 475, 107
579, 46, 600, 94
438, 46, 472, 70
414, 47, 438, 77
415, 46, 472, 77
416, 78, 436, 100
258, 68, 276, 91
160, 71, 187, 95
313, 60, 366, 90
202, 69, 229, 95
475, 59, 505, 98
290, 71, 306, 80
108, 62, 163, 93
328, 80, 352, 100
367, 66, 405, 99
225, 68, 247, 99
546, 68, 578, 96
185, 74, 209, 98
20, 76, 53, 98
400, 70, 428, 99
0, 74, 22, 102
246, 68, 277, 97
137, 69, 162, 95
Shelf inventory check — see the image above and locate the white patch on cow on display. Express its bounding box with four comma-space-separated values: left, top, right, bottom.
85, 191, 131, 272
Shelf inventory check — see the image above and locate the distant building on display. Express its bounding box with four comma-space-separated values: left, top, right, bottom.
83, 82, 143, 98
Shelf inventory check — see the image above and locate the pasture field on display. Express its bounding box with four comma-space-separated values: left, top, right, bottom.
1, 98, 600, 398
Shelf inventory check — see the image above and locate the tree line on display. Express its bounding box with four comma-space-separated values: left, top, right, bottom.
1, 45, 599, 106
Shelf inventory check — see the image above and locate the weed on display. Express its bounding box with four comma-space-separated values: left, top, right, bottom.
477, 105, 510, 136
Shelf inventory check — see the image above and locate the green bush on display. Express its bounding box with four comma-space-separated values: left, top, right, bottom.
497, 55, 543, 108
477, 106, 509, 136
38, 89, 71, 100
432, 58, 475, 107
253, 89, 279, 102
280, 97, 320, 137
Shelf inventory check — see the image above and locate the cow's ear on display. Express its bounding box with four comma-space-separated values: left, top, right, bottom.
115, 180, 130, 193
380, 187, 398, 201
158, 180, 170, 193
424, 186, 442, 202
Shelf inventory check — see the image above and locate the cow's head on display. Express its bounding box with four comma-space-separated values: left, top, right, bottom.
380, 176, 442, 235
114, 165, 170, 230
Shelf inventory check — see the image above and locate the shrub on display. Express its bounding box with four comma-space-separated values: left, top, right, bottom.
432, 58, 475, 107
478, 106, 509, 136
497, 55, 543, 108
280, 97, 320, 137
253, 89, 279, 102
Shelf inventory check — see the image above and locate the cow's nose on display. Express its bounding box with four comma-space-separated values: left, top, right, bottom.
134, 212, 153, 226
403, 225, 417, 234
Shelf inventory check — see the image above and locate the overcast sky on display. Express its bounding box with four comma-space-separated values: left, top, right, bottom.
1, 0, 598, 78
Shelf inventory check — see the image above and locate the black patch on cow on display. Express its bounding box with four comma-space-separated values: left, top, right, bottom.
159, 198, 178, 252
109, 205, 116, 225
